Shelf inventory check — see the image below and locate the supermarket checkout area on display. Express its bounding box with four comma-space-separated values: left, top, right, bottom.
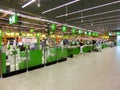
0, 38, 111, 78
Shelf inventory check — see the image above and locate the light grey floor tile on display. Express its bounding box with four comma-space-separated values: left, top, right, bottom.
0, 46, 120, 90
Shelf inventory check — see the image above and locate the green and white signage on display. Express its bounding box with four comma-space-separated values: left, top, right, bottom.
50, 31, 53, 35
78, 29, 82, 34
30, 29, 34, 33
92, 32, 98, 37
84, 31, 87, 35
51, 23, 56, 31
62, 25, 67, 32
9, 13, 18, 25
72, 28, 76, 34
88, 32, 91, 36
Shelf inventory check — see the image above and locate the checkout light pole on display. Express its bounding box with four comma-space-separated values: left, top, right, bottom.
0, 30, 2, 79
36, 33, 40, 50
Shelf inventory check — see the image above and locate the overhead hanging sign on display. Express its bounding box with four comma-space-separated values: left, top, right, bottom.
78, 29, 82, 34
88, 32, 91, 36
9, 13, 18, 25
50, 31, 53, 35
30, 29, 34, 33
92, 32, 98, 36
62, 25, 67, 32
84, 31, 87, 35
51, 23, 56, 31
92, 32, 95, 36
96, 33, 98, 36
36, 33, 40, 38
72, 28, 76, 34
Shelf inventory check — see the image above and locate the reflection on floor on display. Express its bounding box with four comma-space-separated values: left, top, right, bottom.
0, 46, 120, 90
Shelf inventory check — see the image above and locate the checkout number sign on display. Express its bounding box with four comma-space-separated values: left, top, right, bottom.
9, 13, 18, 25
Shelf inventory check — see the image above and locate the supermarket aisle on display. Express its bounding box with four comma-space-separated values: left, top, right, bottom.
0, 46, 120, 90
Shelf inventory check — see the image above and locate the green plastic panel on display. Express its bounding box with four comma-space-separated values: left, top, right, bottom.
83, 46, 92, 53
56, 48, 62, 60
2, 53, 6, 74
46, 47, 67, 63
62, 48, 67, 58
19, 50, 42, 69
46, 47, 57, 63
102, 44, 108, 49
67, 48, 73, 57
73, 47, 80, 55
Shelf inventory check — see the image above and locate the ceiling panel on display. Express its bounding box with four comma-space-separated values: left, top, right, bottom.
0, 0, 120, 33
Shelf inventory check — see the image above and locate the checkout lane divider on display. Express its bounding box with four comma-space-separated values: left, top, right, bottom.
1, 43, 109, 78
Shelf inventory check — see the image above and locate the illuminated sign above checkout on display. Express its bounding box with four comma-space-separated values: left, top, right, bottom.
9, 13, 18, 25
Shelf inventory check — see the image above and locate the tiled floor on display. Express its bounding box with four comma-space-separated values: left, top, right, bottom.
0, 46, 120, 90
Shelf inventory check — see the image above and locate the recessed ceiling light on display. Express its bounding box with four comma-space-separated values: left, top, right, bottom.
42, 0, 80, 14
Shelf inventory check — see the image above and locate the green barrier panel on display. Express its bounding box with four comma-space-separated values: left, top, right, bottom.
20, 51, 26, 57
102, 44, 108, 49
19, 50, 42, 69
83, 46, 92, 53
2, 53, 6, 74
102, 44, 105, 49
46, 47, 57, 63
67, 46, 92, 56
62, 48, 67, 58
19, 51, 26, 69
56, 47, 67, 59
72, 47, 80, 55
56, 48, 62, 60
67, 48, 73, 57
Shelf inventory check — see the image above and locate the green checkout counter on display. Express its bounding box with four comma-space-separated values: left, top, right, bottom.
67, 45, 92, 57
17, 44, 109, 69
19, 50, 42, 69
102, 44, 108, 49
1, 53, 6, 74
46, 47, 67, 63
19, 46, 68, 68
1, 43, 108, 77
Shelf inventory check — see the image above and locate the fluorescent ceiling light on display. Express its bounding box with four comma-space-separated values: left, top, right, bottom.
42, 0, 79, 14
94, 22, 120, 26
82, 22, 120, 29
81, 19, 120, 26
22, 0, 36, 8
74, 15, 120, 24
67, 9, 120, 21
56, 0, 120, 18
